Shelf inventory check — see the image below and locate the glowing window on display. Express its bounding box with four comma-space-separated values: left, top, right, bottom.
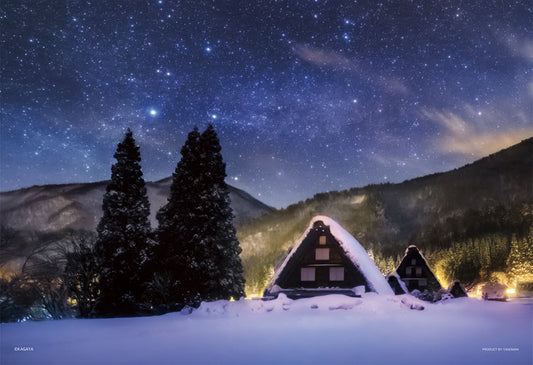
301, 267, 315, 281
319, 236, 326, 245
315, 248, 330, 260
329, 267, 344, 281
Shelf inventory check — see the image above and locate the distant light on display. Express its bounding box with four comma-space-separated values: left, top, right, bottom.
211, 114, 217, 119
353, 99, 358, 103
506, 288, 515, 295
477, 111, 482, 116
205, 46, 212, 53
149, 109, 158, 116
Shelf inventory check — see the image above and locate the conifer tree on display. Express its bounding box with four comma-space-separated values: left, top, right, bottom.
94, 129, 152, 316
154, 127, 203, 308
154, 125, 245, 309
198, 124, 245, 300
506, 233, 533, 285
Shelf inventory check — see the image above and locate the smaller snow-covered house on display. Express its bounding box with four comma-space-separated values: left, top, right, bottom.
448, 281, 468, 298
395, 245, 442, 292
263, 216, 393, 299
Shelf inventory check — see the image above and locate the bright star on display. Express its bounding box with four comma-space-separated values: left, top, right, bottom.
211, 114, 217, 119
149, 109, 158, 116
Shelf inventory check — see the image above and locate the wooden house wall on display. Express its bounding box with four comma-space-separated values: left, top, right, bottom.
275, 225, 370, 291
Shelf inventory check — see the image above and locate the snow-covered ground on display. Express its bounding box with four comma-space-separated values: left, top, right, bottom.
2, 294, 531, 365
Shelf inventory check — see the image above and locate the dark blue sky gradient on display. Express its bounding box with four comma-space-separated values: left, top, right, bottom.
1, 0, 531, 207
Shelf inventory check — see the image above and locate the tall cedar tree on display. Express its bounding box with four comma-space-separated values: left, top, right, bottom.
199, 125, 245, 301
154, 127, 203, 308
155, 125, 245, 308
94, 129, 152, 316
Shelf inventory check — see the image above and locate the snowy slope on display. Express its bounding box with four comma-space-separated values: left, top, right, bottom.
1, 295, 531, 365
0, 177, 274, 232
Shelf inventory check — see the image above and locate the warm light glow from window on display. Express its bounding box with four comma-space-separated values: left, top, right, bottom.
330, 267, 344, 281
315, 248, 329, 260
301, 267, 316, 281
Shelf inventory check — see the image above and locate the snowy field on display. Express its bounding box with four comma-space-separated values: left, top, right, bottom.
1, 294, 531, 365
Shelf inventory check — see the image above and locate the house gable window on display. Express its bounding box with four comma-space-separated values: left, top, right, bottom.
406, 267, 412, 275
315, 248, 330, 260
301, 267, 316, 281
319, 235, 326, 245
415, 267, 422, 276
329, 267, 344, 281
411, 259, 416, 265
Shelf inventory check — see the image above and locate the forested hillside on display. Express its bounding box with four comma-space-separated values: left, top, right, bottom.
239, 138, 533, 295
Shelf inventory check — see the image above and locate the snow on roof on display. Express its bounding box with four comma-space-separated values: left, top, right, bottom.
387, 272, 409, 294
270, 215, 393, 295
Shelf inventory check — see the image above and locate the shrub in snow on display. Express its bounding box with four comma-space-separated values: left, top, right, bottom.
410, 289, 442, 302
438, 289, 454, 302
409, 288, 454, 303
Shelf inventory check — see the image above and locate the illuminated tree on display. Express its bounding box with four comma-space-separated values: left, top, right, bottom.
507, 233, 533, 285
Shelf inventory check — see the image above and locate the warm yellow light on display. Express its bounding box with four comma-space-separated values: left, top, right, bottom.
506, 288, 515, 295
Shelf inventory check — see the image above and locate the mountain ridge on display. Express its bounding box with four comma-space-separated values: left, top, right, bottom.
0, 178, 275, 233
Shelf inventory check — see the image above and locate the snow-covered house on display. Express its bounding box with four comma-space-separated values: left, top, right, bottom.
448, 281, 468, 298
263, 216, 394, 299
395, 245, 442, 292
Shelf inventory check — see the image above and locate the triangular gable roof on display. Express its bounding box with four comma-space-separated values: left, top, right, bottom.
268, 215, 393, 295
396, 245, 441, 289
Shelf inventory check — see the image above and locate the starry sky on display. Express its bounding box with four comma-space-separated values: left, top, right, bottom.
1, 1, 532, 208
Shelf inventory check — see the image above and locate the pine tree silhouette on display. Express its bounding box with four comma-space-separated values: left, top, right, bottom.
94, 129, 152, 316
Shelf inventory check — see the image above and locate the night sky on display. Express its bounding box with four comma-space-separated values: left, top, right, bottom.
1, 1, 531, 208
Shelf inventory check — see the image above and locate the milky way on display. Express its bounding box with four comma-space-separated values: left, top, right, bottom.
1, 1, 531, 207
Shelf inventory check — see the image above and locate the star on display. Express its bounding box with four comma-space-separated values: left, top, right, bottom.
0, 0, 529, 209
